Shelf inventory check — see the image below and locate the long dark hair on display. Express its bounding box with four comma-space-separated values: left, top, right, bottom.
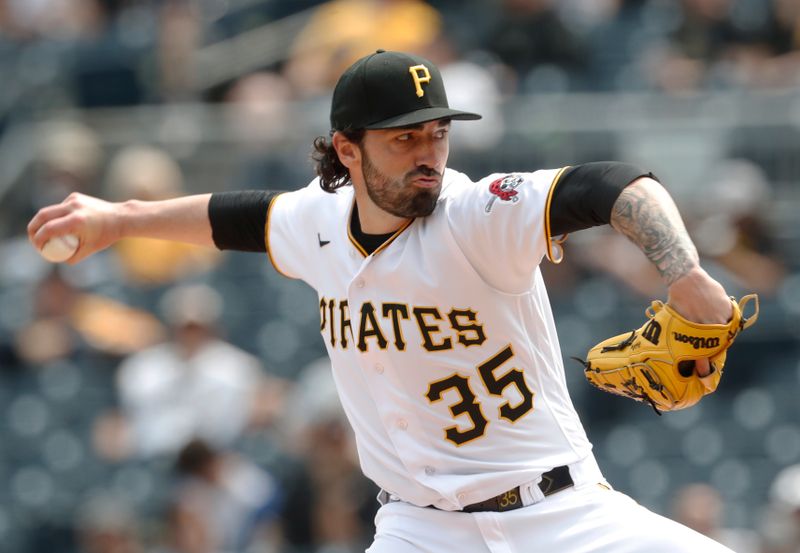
311, 129, 365, 193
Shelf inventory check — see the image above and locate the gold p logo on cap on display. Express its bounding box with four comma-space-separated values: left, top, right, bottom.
409, 64, 431, 97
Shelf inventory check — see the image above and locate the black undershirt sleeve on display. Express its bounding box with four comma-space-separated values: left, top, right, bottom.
208, 190, 280, 252
549, 161, 657, 236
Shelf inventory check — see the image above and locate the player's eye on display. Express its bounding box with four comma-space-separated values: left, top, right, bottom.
434, 128, 449, 139
396, 133, 412, 142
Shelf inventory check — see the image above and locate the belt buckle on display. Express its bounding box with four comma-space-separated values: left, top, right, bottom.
538, 465, 574, 497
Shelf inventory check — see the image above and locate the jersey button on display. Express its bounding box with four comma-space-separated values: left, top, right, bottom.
457, 493, 467, 502
355, 279, 365, 288
396, 419, 408, 430
424, 466, 435, 475
374, 363, 384, 374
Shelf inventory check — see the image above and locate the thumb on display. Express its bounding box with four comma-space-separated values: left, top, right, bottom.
695, 358, 711, 377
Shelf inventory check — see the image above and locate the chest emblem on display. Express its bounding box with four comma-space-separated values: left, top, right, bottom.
485, 175, 524, 213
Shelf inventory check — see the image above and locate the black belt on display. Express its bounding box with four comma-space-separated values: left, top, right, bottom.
461, 465, 574, 513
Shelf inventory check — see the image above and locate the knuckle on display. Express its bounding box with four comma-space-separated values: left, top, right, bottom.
65, 193, 85, 207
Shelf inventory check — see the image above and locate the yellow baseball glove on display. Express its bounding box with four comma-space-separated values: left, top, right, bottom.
577, 294, 759, 414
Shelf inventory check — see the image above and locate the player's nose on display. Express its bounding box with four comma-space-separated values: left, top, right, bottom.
414, 141, 444, 169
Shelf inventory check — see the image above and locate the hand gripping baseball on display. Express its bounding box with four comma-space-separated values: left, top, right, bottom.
577, 294, 759, 414
28, 192, 123, 264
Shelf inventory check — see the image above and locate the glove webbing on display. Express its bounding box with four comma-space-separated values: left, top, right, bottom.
600, 331, 636, 353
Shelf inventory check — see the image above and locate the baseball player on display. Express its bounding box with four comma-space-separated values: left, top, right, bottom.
29, 50, 738, 552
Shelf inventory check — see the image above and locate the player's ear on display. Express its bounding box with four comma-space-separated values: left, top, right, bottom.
332, 131, 361, 170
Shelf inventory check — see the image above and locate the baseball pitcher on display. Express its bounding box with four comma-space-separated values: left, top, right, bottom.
29, 50, 756, 552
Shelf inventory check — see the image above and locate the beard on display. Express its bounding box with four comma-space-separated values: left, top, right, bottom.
361, 149, 442, 219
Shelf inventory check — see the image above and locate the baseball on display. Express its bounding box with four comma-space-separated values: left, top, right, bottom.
39, 234, 79, 263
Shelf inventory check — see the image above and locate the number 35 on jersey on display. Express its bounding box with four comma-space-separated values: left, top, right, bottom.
319, 296, 536, 446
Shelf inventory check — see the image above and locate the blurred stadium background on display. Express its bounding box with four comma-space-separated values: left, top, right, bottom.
1, 0, 799, 552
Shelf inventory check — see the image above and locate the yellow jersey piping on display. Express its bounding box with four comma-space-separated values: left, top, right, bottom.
372, 218, 414, 256
544, 166, 570, 264
265, 193, 294, 278
346, 197, 414, 257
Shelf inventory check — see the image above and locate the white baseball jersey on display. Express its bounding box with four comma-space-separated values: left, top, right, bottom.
266, 167, 592, 511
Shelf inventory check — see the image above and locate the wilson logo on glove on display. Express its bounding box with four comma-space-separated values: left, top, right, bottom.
641, 320, 661, 345
671, 333, 721, 349
574, 294, 759, 414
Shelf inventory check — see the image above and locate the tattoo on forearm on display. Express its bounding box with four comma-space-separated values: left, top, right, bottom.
611, 184, 698, 285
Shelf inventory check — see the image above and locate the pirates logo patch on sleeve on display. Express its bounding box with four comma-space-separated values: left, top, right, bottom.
485, 175, 524, 213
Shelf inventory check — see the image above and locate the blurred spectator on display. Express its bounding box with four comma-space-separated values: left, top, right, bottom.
670, 483, 760, 553
421, 35, 505, 153
571, 0, 660, 91
284, 0, 443, 96
742, 0, 800, 88
14, 268, 164, 365
65, 0, 155, 108
564, 228, 666, 300
223, 71, 294, 147
1, 0, 106, 40
35, 120, 103, 200
760, 464, 800, 553
282, 357, 378, 553
649, 0, 739, 91
769, 0, 800, 56
14, 268, 80, 366
686, 158, 787, 297
163, 439, 282, 553
0, 119, 102, 237
645, 0, 800, 91
75, 492, 144, 553
105, 145, 221, 286
672, 0, 738, 61
105, 284, 285, 459
106, 145, 183, 201
483, 0, 586, 93
157, 0, 201, 101
221, 71, 313, 188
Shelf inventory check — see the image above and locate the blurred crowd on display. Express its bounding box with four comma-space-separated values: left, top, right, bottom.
1, 0, 800, 113
0, 0, 800, 552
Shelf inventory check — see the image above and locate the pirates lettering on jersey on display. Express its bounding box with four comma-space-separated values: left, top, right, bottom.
319, 297, 486, 353
383, 303, 410, 350
358, 302, 389, 352
320, 298, 355, 349
413, 307, 453, 351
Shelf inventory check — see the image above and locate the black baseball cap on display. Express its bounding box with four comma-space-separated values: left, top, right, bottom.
330, 50, 482, 131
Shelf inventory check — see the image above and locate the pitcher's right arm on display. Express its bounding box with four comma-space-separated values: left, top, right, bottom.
28, 192, 214, 264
